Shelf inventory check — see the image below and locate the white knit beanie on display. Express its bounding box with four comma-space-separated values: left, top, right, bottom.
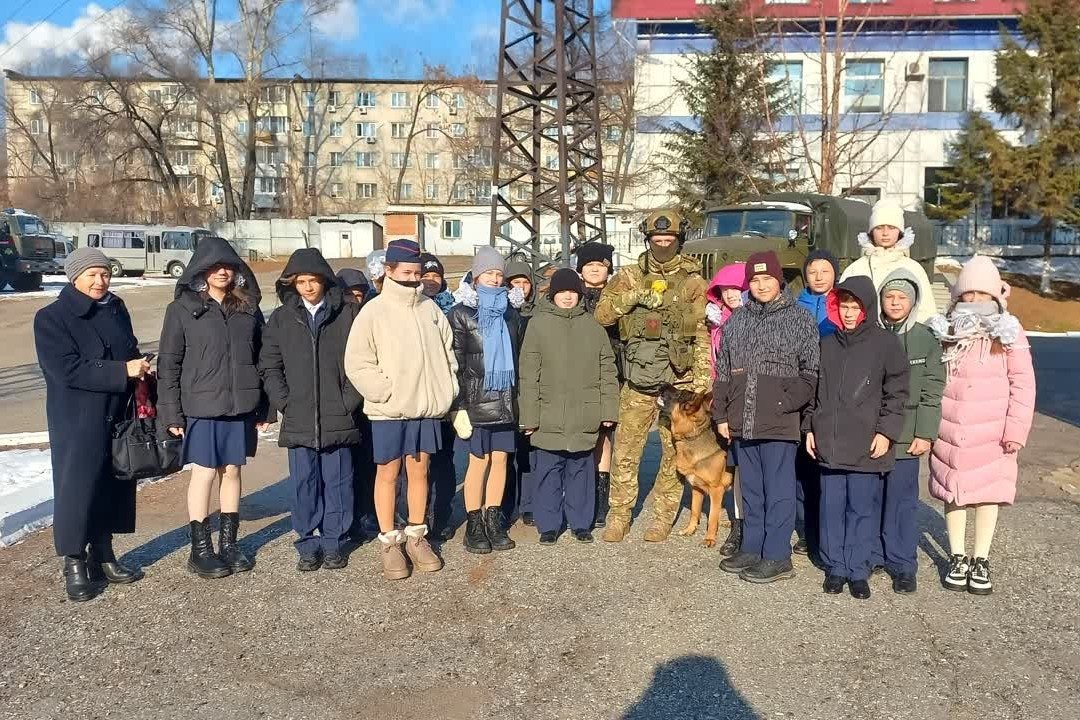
869, 199, 905, 233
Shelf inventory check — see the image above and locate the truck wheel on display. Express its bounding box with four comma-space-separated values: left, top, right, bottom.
11, 272, 43, 292
108, 259, 124, 277
168, 262, 185, 278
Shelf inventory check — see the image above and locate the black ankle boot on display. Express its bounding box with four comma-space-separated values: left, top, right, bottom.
484, 506, 515, 551
87, 540, 141, 584
594, 471, 610, 529
718, 519, 742, 558
218, 512, 253, 573
463, 509, 492, 554
63, 554, 94, 602
187, 519, 232, 579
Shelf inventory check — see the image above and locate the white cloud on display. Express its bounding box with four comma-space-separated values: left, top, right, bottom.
313, 0, 360, 41
361, 0, 453, 25
0, 3, 133, 72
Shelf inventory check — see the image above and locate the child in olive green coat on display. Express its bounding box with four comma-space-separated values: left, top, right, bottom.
518, 269, 619, 543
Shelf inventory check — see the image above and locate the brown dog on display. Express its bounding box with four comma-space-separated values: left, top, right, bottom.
665, 389, 734, 548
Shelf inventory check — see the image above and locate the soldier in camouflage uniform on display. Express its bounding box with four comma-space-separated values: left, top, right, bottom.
594, 210, 711, 542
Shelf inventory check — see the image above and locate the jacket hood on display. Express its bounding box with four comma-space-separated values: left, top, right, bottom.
336, 267, 370, 291
174, 236, 261, 302
829, 276, 877, 333
706, 263, 747, 304
878, 267, 922, 334
276, 248, 339, 304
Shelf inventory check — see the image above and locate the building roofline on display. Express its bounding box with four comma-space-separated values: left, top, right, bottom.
3, 69, 497, 85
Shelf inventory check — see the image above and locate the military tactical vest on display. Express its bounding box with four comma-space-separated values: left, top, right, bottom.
618, 257, 703, 395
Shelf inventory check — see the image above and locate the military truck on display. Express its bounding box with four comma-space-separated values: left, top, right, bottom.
0, 209, 59, 292
682, 193, 935, 291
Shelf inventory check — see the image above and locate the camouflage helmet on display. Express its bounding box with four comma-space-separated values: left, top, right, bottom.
639, 209, 690, 242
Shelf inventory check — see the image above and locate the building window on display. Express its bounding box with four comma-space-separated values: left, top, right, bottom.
545, 154, 558, 170
330, 121, 343, 137
303, 120, 315, 137
257, 147, 282, 165
842, 187, 881, 204
442, 219, 461, 238
485, 88, 498, 107
476, 148, 493, 168
451, 92, 465, 109
29, 118, 44, 135
514, 185, 529, 201
173, 150, 193, 166
302, 91, 317, 107
769, 60, 803, 113
928, 59, 968, 113
450, 123, 466, 137
258, 116, 288, 133
605, 94, 623, 110
304, 152, 316, 167
261, 85, 287, 103
357, 182, 377, 199
258, 176, 284, 194
330, 182, 343, 198
452, 154, 466, 170
356, 91, 376, 107
604, 125, 623, 142
844, 60, 884, 113
356, 122, 376, 138
426, 122, 439, 139
451, 183, 467, 201
58, 150, 78, 167
425, 182, 439, 200
29, 89, 43, 105
327, 90, 341, 108
425, 93, 440, 109
400, 183, 413, 200
391, 122, 409, 139
391, 91, 410, 108
355, 151, 375, 167
391, 152, 407, 168
923, 167, 955, 207
424, 152, 440, 169
330, 152, 343, 167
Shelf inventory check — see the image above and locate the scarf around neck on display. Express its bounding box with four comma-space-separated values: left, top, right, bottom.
928, 301, 1021, 376
475, 285, 515, 392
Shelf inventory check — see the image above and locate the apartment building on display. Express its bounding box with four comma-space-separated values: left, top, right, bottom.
615, 0, 1024, 211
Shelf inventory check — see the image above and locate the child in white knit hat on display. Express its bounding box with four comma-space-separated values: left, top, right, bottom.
839, 198, 937, 323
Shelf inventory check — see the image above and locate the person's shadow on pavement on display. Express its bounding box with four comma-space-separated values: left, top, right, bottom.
917, 498, 951, 584
621, 655, 760, 720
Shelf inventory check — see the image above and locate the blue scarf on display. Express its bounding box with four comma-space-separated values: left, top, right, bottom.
475, 285, 515, 392
432, 290, 455, 315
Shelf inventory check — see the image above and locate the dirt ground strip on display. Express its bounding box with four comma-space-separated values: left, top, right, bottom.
0, 419, 1078, 720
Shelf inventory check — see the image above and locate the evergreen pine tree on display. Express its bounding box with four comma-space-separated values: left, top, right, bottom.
662, 2, 793, 218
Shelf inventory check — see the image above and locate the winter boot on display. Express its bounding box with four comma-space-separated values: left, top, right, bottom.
944, 554, 971, 592
739, 558, 795, 584
718, 519, 742, 558
463, 509, 492, 554
218, 512, 254, 573
484, 506, 516, 551
602, 517, 630, 543
404, 524, 443, 573
63, 554, 94, 602
643, 521, 672, 543
593, 471, 611, 529
376, 530, 410, 581
87, 539, 141, 584
187, 519, 232, 579
848, 579, 871, 600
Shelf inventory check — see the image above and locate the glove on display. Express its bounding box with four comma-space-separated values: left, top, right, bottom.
705, 302, 723, 326
451, 409, 473, 440
638, 288, 663, 309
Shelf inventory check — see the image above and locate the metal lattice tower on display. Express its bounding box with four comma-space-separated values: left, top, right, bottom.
488, 0, 608, 271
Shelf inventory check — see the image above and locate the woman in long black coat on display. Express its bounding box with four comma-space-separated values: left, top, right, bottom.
34, 248, 151, 602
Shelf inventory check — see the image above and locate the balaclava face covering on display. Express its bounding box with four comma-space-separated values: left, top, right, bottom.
648, 235, 679, 264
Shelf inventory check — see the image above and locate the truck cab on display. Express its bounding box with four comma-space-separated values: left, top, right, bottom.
0, 209, 59, 292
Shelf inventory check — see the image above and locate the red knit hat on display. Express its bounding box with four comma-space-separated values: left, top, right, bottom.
744, 251, 783, 286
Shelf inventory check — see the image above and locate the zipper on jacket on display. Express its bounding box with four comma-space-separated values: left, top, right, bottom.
294, 313, 323, 451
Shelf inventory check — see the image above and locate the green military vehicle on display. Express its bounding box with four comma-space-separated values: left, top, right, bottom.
682, 193, 936, 291
0, 208, 59, 292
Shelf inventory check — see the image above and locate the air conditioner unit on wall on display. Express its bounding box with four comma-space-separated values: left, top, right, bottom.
906, 62, 925, 80
359, 106, 368, 115
366, 137, 376, 144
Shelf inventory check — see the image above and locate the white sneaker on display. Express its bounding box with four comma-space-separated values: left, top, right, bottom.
968, 557, 992, 596
944, 554, 971, 592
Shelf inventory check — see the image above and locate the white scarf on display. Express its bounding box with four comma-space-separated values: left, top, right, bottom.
927, 302, 1022, 377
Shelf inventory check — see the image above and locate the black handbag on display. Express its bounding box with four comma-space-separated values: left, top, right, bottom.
111, 380, 183, 482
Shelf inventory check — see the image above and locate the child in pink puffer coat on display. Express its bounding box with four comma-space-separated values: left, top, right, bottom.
927, 256, 1035, 596
705, 262, 747, 556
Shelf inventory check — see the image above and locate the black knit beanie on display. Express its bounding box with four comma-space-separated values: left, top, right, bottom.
802, 249, 840, 283
547, 268, 584, 299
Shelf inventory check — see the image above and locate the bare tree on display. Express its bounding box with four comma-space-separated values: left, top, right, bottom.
766, 0, 928, 195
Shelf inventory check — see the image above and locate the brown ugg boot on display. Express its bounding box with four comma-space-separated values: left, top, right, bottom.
377, 530, 410, 581
403, 524, 443, 573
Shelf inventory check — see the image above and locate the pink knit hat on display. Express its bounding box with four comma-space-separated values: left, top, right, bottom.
952, 255, 1011, 309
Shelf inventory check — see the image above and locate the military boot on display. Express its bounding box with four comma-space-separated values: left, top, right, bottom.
602, 516, 630, 543
643, 521, 672, 543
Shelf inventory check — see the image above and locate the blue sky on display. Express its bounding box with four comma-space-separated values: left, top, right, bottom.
0, 0, 613, 79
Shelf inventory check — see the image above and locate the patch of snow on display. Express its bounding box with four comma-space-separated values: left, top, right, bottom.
938, 256, 1080, 284
0, 431, 50, 447
0, 276, 175, 301
0, 450, 54, 547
